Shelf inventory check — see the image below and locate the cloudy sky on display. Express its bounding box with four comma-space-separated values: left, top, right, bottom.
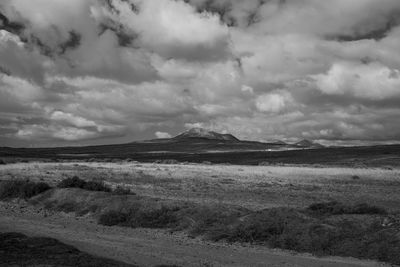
1, 0, 400, 147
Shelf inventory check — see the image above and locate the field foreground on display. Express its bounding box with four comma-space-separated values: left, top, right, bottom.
0, 202, 389, 267
1, 162, 399, 266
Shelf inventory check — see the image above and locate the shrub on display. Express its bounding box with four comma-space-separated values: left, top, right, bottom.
83, 181, 111, 192
56, 202, 80, 213
0, 180, 51, 199
0, 159, 6, 165
57, 176, 111, 192
21, 181, 51, 198
187, 206, 244, 240
351, 203, 387, 215
58, 176, 86, 189
96, 202, 398, 265
113, 186, 133, 195
98, 210, 128, 226
154, 159, 179, 164
130, 206, 179, 228
307, 201, 387, 215
218, 208, 312, 244
98, 206, 180, 228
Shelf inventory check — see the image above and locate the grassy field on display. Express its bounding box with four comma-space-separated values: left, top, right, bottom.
1, 162, 400, 265
1, 162, 399, 211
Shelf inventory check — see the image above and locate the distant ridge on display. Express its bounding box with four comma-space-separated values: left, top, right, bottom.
272, 140, 287, 145
295, 139, 324, 148
172, 128, 239, 142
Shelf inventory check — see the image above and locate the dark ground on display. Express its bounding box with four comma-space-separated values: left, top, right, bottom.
0, 232, 137, 267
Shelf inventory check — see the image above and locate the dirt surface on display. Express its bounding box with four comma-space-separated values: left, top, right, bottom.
0, 201, 390, 267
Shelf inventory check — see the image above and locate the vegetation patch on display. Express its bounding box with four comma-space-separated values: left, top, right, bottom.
58, 176, 111, 192
154, 159, 180, 164
113, 186, 134, 195
0, 180, 51, 200
307, 201, 387, 215
97, 200, 399, 265
99, 206, 181, 228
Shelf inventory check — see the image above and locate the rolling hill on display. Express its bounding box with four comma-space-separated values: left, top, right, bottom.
1, 128, 399, 167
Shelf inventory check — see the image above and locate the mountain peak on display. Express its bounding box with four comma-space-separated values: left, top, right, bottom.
173, 128, 239, 141
295, 139, 324, 148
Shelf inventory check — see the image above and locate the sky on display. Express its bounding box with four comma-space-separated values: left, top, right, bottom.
1, 0, 400, 147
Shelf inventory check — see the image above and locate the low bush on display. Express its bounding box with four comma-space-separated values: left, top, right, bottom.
98, 210, 129, 226
58, 176, 86, 189
84, 181, 111, 192
0, 159, 6, 165
351, 203, 387, 215
97, 200, 397, 265
154, 159, 179, 164
113, 186, 133, 195
0, 180, 51, 199
307, 201, 387, 215
57, 176, 111, 192
98, 206, 180, 228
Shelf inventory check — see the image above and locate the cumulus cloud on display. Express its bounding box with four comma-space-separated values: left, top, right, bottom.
256, 91, 294, 114
1, 0, 400, 146
314, 61, 400, 100
102, 0, 231, 61
155, 131, 172, 139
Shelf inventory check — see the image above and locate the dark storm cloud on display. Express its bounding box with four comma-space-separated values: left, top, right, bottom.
0, 0, 400, 146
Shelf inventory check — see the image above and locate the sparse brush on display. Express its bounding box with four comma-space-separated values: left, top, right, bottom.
98, 206, 180, 228
307, 201, 387, 215
84, 181, 111, 192
98, 210, 128, 226
57, 176, 111, 192
0, 180, 51, 199
58, 176, 86, 188
113, 186, 134, 195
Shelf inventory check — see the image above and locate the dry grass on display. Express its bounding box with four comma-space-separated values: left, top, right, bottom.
1, 162, 400, 212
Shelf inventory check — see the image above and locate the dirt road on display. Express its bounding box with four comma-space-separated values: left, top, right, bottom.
0, 202, 389, 267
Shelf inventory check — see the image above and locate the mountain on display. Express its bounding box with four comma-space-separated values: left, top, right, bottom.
272, 140, 287, 145
172, 128, 240, 142
295, 139, 324, 148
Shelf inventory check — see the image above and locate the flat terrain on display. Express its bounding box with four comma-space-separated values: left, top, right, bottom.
1, 162, 400, 211
1, 142, 400, 167
1, 162, 399, 266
